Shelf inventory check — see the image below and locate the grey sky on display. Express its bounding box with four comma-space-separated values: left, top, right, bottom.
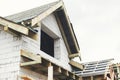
0, 0, 120, 63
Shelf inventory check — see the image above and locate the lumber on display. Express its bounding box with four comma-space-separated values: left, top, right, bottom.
69, 60, 83, 70
69, 53, 80, 58
3, 26, 19, 36
20, 49, 41, 61
0, 17, 29, 35
21, 75, 33, 80
20, 60, 41, 66
48, 65, 53, 80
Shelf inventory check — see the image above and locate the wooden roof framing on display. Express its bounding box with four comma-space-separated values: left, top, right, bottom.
4, 0, 80, 58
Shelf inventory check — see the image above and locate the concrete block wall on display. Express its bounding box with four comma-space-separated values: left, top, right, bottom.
0, 31, 20, 80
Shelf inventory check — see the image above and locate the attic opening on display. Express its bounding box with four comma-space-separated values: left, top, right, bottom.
40, 24, 61, 59
41, 30, 54, 57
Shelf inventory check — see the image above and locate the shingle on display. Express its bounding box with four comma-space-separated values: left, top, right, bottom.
5, 1, 59, 23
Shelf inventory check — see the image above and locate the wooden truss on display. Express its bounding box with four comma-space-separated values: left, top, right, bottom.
20, 49, 82, 80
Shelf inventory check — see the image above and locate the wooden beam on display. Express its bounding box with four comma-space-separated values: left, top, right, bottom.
20, 50, 41, 61
69, 53, 80, 58
3, 26, 20, 36
31, 1, 63, 26
21, 75, 33, 80
0, 17, 29, 35
20, 60, 41, 66
69, 60, 83, 70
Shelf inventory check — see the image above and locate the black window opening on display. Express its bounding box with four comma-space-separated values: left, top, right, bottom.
40, 30, 54, 57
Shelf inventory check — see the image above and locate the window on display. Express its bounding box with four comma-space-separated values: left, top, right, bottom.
40, 30, 54, 57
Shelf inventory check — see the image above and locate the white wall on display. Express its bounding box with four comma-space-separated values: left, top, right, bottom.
21, 13, 71, 71
41, 14, 71, 71
0, 31, 20, 80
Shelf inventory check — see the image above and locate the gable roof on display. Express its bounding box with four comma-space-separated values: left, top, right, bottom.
4, 0, 80, 55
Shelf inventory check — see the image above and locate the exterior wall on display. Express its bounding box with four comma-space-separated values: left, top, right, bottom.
0, 13, 72, 80
0, 31, 20, 80
41, 14, 71, 71
20, 68, 47, 80
20, 14, 72, 79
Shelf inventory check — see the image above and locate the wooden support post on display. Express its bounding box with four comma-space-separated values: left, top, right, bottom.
91, 76, 93, 80
21, 75, 33, 80
20, 61, 41, 66
69, 53, 79, 58
48, 63, 53, 80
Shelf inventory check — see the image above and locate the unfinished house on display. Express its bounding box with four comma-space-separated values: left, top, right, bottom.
74, 58, 114, 80
0, 0, 83, 80
113, 63, 120, 80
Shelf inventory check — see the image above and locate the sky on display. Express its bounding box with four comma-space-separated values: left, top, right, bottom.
0, 0, 120, 63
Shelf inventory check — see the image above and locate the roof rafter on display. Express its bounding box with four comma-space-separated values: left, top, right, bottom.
31, 0, 63, 26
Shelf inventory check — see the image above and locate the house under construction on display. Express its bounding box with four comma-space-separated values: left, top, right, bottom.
0, 0, 118, 80
0, 0, 83, 80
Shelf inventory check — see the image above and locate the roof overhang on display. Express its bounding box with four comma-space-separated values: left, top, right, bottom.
29, 0, 80, 56
0, 17, 29, 35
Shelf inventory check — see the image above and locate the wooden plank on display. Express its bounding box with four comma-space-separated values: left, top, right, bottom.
0, 17, 29, 35
20, 49, 41, 61
48, 65, 53, 80
31, 1, 63, 26
21, 75, 33, 80
69, 53, 80, 58
3, 26, 19, 36
20, 60, 41, 66
69, 60, 83, 70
